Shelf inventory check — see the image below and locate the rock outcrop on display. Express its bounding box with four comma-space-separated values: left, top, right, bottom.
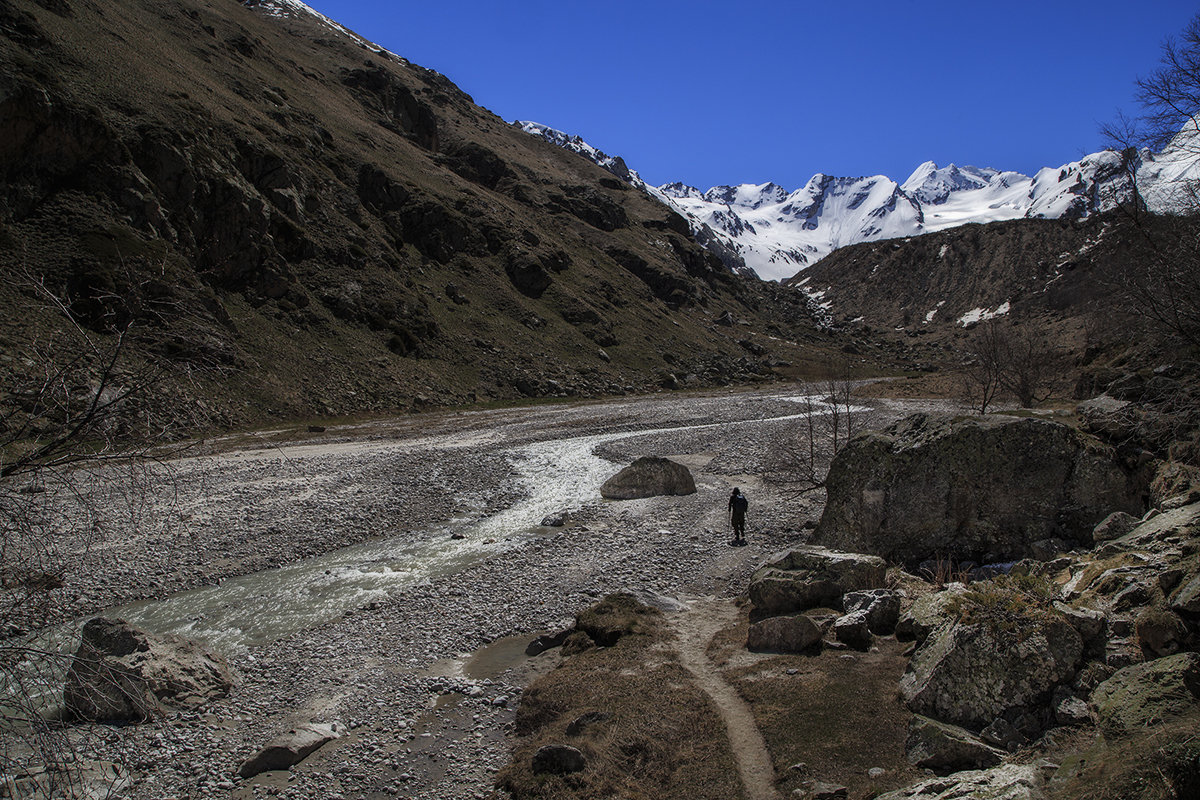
1090, 651, 1200, 736
746, 613, 823, 652
905, 715, 1004, 774
63, 617, 233, 723
815, 414, 1142, 563
748, 546, 887, 615
899, 614, 1083, 731
599, 457, 696, 500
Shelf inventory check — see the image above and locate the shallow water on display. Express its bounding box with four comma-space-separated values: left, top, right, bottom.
89, 395, 854, 654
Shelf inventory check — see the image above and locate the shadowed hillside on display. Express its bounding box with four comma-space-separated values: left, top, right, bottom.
0, 0, 835, 435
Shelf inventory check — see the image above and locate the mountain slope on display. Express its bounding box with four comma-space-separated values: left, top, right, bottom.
0, 0, 828, 434
520, 123, 1200, 281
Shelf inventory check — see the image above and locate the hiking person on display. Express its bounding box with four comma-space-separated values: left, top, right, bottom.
728, 487, 748, 544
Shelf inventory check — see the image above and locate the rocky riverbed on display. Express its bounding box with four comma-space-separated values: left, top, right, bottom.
14, 387, 960, 799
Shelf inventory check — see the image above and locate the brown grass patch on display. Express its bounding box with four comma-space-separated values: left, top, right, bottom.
1048, 711, 1200, 800
726, 637, 922, 797
497, 597, 745, 800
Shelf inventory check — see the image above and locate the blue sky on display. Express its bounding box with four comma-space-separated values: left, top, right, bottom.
307, 0, 1199, 191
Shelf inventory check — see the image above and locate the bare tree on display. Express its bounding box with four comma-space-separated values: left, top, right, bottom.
772, 358, 861, 494
959, 320, 1059, 412
1, 278, 177, 799
1097, 14, 1200, 347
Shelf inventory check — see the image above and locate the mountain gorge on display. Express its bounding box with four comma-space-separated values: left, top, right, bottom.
521, 122, 1200, 281
0, 0, 831, 436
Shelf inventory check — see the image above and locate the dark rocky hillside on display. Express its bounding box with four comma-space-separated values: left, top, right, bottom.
788, 214, 1172, 341
0, 0, 832, 435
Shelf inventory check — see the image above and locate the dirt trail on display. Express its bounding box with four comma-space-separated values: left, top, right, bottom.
672, 597, 782, 800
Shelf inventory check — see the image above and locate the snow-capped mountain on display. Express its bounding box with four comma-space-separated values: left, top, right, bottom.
520, 122, 1200, 282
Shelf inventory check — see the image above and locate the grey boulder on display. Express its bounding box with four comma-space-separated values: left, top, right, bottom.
746, 613, 823, 653
600, 456, 696, 500
748, 546, 887, 615
239, 723, 340, 778
63, 617, 233, 723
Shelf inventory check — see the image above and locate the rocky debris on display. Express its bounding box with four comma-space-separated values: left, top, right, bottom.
793, 780, 849, 799
540, 511, 569, 527
746, 613, 823, 653
1090, 651, 1200, 736
815, 414, 1142, 563
895, 586, 966, 643
63, 618, 233, 723
843, 588, 901, 635
1051, 686, 1092, 726
1136, 607, 1189, 657
530, 744, 586, 775
599, 456, 696, 500
1051, 602, 1107, 657
238, 723, 340, 778
1173, 573, 1200, 614
904, 715, 1004, 774
875, 761, 1056, 800
899, 614, 1083, 731
749, 546, 887, 615
1092, 510, 1139, 543
833, 612, 872, 650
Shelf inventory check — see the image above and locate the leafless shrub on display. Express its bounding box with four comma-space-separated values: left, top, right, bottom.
770, 359, 862, 494
959, 319, 1061, 413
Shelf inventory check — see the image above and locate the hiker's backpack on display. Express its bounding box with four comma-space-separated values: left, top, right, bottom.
733, 494, 748, 513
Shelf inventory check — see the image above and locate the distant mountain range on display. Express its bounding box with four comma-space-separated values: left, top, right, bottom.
519, 121, 1200, 281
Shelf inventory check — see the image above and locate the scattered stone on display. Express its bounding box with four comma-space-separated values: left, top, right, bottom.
1171, 573, 1200, 614
63, 618, 233, 723
1052, 602, 1107, 656
239, 723, 340, 778
1052, 687, 1092, 727
599, 457, 696, 500
1090, 651, 1200, 737
815, 413, 1142, 562
525, 629, 572, 656
748, 546, 887, 615
833, 611, 872, 650
842, 589, 901, 635
540, 511, 569, 527
1135, 608, 1188, 658
905, 715, 1004, 773
531, 744, 586, 775
795, 780, 848, 800
747, 613, 823, 653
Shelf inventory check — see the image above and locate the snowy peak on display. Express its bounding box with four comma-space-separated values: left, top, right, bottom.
517, 121, 645, 186
517, 119, 1200, 282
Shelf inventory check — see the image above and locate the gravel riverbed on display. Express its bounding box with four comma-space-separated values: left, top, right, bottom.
20, 388, 956, 799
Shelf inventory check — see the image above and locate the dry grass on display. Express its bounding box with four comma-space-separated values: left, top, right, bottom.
726, 638, 923, 798
497, 596, 745, 800
1048, 711, 1200, 800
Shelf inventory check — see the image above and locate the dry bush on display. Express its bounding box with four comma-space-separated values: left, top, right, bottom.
769, 359, 862, 494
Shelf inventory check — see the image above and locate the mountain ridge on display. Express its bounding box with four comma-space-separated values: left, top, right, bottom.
520, 121, 1200, 281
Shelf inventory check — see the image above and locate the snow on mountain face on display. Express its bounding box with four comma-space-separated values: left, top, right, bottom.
519, 121, 1200, 282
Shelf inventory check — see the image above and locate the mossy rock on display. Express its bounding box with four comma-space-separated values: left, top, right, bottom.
575, 593, 660, 646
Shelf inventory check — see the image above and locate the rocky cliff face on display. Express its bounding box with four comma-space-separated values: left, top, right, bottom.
0, 0, 821, 434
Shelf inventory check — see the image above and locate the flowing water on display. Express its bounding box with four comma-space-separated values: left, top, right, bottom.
46, 395, 853, 658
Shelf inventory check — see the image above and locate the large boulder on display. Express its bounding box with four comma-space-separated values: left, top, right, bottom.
748, 546, 887, 615
815, 414, 1142, 563
905, 715, 1004, 774
239, 723, 340, 778
900, 615, 1083, 731
599, 456, 696, 500
1090, 652, 1200, 737
746, 613, 823, 652
63, 617, 233, 723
